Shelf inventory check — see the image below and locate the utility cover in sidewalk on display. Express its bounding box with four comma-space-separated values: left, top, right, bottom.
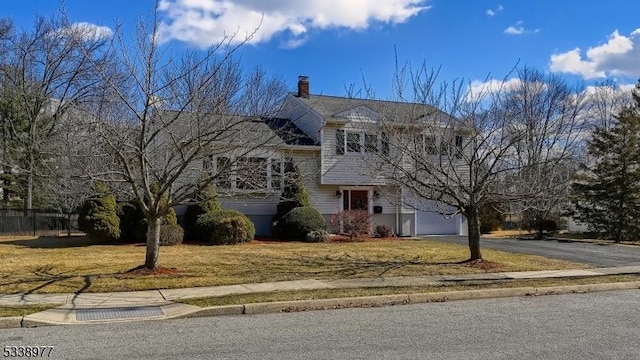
76, 306, 164, 321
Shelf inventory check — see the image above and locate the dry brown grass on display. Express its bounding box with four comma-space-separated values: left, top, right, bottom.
0, 235, 588, 294
0, 305, 58, 318
181, 275, 640, 307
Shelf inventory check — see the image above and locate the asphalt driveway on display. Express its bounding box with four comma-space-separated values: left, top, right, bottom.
426, 236, 640, 267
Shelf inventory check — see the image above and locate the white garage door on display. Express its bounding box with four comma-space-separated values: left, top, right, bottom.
417, 211, 460, 235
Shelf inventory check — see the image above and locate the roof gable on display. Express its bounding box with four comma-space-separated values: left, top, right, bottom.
334, 105, 381, 123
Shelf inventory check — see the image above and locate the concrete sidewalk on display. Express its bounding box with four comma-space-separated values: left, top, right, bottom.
2, 265, 640, 328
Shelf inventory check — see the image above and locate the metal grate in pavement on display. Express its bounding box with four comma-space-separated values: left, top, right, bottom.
76, 306, 164, 321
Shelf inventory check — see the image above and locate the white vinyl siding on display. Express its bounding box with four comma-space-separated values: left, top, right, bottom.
321, 125, 392, 185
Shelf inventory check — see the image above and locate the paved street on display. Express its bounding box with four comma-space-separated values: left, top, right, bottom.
429, 236, 640, 266
2, 290, 640, 359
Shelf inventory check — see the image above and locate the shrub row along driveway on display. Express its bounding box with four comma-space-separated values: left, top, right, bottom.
428, 236, 640, 267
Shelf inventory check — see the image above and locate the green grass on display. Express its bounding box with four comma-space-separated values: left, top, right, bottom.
0, 235, 589, 294
180, 274, 640, 307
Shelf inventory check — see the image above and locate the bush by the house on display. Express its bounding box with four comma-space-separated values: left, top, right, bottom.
278, 206, 326, 240
117, 201, 146, 242
305, 229, 331, 243
374, 224, 393, 238
183, 184, 222, 242
78, 183, 120, 242
159, 224, 184, 246
330, 210, 372, 240
196, 210, 255, 245
272, 164, 310, 237
116, 199, 182, 243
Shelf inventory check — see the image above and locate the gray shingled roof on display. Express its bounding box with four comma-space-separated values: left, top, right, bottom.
294, 94, 453, 123
154, 111, 284, 147
263, 118, 318, 146
154, 111, 318, 148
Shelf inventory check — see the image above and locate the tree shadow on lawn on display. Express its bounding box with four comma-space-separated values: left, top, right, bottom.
0, 236, 144, 249
0, 264, 188, 297
0, 265, 117, 296
243, 252, 462, 279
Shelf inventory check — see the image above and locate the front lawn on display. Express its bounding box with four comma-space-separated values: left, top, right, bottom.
0, 235, 589, 294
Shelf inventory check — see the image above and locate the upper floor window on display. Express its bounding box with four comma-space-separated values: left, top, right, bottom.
414, 133, 463, 158
336, 129, 389, 156
346, 133, 361, 153
365, 134, 378, 153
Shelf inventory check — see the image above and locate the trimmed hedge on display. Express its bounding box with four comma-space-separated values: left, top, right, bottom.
374, 224, 393, 238
117, 201, 146, 242
183, 185, 222, 242
278, 206, 326, 240
272, 165, 311, 237
196, 210, 255, 245
116, 200, 180, 243
78, 184, 120, 242
305, 229, 330, 243
159, 224, 184, 246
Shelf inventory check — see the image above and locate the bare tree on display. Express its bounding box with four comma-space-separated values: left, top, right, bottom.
82, 5, 288, 269
586, 80, 633, 130
0, 12, 110, 209
494, 68, 588, 237
361, 63, 587, 261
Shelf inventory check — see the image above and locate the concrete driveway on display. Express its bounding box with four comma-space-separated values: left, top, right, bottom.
426, 236, 640, 267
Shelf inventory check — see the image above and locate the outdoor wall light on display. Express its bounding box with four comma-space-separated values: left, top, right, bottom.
373, 191, 380, 199
335, 190, 342, 197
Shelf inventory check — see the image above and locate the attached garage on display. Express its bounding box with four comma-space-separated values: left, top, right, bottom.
416, 211, 463, 235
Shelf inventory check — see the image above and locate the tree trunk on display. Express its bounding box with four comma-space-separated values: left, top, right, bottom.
145, 217, 161, 269
466, 206, 483, 261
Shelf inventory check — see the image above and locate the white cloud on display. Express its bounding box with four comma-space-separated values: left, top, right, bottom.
465, 78, 523, 102
486, 5, 503, 17
504, 21, 539, 35
157, 0, 430, 48
550, 29, 640, 79
504, 25, 523, 35
57, 22, 113, 41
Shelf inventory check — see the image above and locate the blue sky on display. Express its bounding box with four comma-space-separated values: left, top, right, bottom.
2, 0, 639, 98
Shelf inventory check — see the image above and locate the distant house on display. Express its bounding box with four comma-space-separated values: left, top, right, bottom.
183, 76, 468, 237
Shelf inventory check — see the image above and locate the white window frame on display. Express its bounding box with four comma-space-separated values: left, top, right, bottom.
337, 129, 388, 156
209, 155, 284, 192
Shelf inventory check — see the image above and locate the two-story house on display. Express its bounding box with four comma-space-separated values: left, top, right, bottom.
197, 76, 468, 237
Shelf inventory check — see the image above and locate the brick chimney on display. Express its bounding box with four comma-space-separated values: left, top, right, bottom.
297, 75, 309, 98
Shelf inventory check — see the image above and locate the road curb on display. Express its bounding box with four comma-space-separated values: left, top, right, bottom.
0, 316, 22, 329
242, 294, 410, 315
178, 304, 244, 318
189, 281, 640, 317
3, 281, 640, 328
